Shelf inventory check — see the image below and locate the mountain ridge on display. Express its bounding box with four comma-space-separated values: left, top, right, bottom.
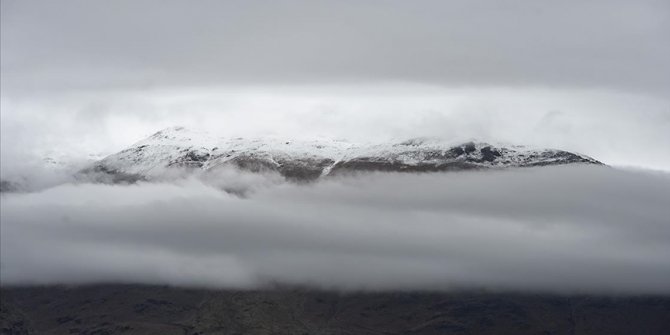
85, 127, 602, 183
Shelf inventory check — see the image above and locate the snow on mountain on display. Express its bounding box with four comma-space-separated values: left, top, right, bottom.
88, 126, 602, 182
1, 153, 106, 192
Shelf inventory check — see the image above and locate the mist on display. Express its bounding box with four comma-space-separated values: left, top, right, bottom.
2, 165, 669, 294
2, 86, 669, 176
3, 0, 670, 173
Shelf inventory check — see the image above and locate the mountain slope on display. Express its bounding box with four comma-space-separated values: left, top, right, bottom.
3, 285, 669, 335
87, 127, 602, 182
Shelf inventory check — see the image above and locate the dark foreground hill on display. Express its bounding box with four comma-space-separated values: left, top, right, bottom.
2, 285, 669, 335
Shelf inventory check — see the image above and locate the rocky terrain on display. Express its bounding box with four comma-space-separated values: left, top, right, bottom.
0, 127, 603, 191
84, 127, 602, 183
2, 285, 669, 335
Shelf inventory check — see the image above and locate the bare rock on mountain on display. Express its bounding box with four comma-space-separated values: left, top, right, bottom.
84, 127, 602, 183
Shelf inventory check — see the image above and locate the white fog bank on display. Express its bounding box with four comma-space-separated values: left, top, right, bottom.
1, 165, 669, 294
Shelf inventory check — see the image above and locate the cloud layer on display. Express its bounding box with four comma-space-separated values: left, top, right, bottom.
2, 166, 669, 294
2, 1, 669, 172
3, 0, 669, 94
2, 87, 669, 173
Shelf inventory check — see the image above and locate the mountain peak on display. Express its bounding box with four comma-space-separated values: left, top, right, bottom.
89, 128, 602, 182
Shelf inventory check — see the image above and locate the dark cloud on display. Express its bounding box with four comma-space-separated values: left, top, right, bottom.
2, 166, 669, 294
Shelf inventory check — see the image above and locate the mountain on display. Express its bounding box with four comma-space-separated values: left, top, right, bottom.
85, 127, 602, 182
3, 285, 670, 335
0, 154, 104, 193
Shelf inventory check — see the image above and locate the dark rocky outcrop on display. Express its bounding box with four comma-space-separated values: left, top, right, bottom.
77, 165, 146, 184
86, 129, 604, 184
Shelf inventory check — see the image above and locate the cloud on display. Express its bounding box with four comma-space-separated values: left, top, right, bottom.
2, 0, 669, 94
2, 165, 669, 294
2, 86, 669, 174
2, 1, 669, 172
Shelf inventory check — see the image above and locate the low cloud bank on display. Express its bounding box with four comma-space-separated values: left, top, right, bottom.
1, 165, 669, 294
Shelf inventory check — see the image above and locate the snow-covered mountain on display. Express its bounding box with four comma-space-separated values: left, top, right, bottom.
85, 126, 601, 182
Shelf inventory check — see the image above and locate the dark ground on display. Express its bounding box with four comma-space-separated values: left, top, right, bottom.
2, 285, 669, 335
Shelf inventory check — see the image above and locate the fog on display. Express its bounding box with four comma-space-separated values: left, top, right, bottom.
2, 87, 669, 176
2, 166, 669, 294
2, 0, 669, 299
2, 0, 670, 173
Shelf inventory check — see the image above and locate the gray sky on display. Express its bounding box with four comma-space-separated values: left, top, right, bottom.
3, 0, 670, 92
1, 0, 669, 170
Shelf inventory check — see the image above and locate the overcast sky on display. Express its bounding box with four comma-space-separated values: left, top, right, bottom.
1, 0, 669, 171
